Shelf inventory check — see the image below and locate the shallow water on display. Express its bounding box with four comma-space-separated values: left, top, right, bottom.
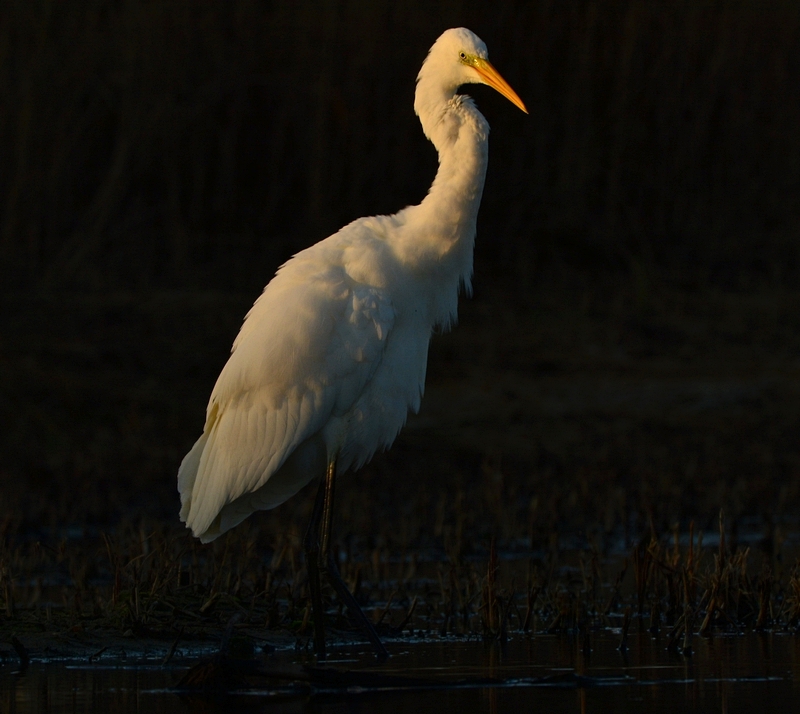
3, 628, 799, 713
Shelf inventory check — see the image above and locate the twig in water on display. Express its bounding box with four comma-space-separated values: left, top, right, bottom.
11, 635, 29, 670
162, 627, 184, 666
618, 608, 632, 651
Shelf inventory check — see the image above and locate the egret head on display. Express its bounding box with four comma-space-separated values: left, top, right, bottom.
417, 28, 528, 114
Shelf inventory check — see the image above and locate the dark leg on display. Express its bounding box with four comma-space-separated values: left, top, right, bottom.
303, 471, 329, 660
304, 459, 389, 661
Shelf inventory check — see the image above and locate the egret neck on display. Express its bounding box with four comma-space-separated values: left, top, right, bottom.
396, 73, 491, 330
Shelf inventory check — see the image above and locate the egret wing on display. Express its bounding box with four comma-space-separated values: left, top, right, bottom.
178, 248, 395, 540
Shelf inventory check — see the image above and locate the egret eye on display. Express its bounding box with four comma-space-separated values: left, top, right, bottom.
459, 51, 467, 61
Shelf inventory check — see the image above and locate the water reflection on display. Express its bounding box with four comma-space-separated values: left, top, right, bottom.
2, 630, 799, 713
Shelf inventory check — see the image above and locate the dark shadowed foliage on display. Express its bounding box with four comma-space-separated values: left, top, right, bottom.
1, 0, 799, 290
2, 1, 800, 663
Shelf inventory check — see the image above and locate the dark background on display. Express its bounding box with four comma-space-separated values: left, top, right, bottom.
2, 0, 800, 551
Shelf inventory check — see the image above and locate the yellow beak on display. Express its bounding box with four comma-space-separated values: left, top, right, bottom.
472, 58, 528, 114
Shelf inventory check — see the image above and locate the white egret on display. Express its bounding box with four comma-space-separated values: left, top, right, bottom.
177, 27, 527, 659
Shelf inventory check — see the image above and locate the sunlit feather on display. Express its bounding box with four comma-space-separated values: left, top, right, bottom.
177, 27, 526, 544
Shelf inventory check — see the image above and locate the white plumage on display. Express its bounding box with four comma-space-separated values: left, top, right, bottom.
178, 27, 527, 544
